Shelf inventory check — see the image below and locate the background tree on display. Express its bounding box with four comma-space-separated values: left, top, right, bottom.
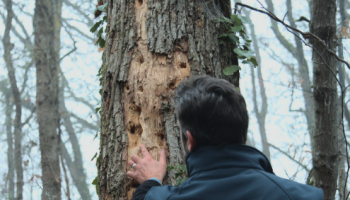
33, 0, 61, 199
310, 1, 338, 199
2, 0, 23, 199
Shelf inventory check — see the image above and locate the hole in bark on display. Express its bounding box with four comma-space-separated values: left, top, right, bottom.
179, 62, 187, 68
136, 0, 143, 7
138, 86, 143, 92
169, 81, 176, 90
125, 83, 130, 91
157, 133, 165, 146
139, 55, 144, 64
127, 122, 143, 135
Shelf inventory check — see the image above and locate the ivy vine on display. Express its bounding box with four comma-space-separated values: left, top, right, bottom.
167, 164, 188, 186
218, 14, 258, 76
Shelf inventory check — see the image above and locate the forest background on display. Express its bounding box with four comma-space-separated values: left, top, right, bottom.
0, 0, 350, 200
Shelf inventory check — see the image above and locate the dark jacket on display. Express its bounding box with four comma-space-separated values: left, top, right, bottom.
136, 145, 323, 200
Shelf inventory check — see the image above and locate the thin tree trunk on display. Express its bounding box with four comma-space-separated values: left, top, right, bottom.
243, 7, 270, 160
97, 0, 237, 199
337, 0, 348, 199
33, 0, 61, 199
310, 0, 338, 199
2, 0, 24, 199
265, 0, 315, 148
4, 89, 15, 200
58, 85, 91, 200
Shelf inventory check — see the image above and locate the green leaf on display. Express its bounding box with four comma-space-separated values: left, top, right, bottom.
167, 165, 175, 171
237, 15, 252, 24
91, 153, 98, 161
97, 3, 108, 11
95, 107, 101, 113
234, 48, 253, 58
235, 87, 240, 91
92, 177, 98, 185
231, 25, 243, 32
93, 132, 99, 140
223, 65, 241, 76
90, 21, 102, 33
99, 38, 106, 48
249, 57, 258, 67
97, 28, 103, 38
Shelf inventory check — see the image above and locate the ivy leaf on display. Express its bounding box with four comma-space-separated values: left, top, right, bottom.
90, 21, 102, 33
99, 38, 106, 48
249, 57, 258, 67
95, 107, 101, 113
231, 15, 242, 26
234, 48, 253, 58
223, 65, 241, 76
231, 25, 243, 32
97, 28, 103, 38
92, 177, 98, 185
167, 165, 175, 171
97, 3, 108, 11
91, 152, 98, 161
237, 15, 252, 24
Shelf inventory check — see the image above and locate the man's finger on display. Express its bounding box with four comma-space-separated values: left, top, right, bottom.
131, 155, 142, 163
126, 171, 136, 179
159, 149, 166, 165
140, 144, 151, 158
128, 160, 135, 167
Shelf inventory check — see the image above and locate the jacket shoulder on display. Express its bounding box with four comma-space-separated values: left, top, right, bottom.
256, 170, 324, 200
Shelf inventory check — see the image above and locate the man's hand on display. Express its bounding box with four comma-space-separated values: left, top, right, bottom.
126, 145, 167, 184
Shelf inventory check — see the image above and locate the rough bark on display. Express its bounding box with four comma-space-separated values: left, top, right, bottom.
97, 0, 237, 199
2, 0, 24, 199
310, 1, 338, 199
4, 88, 15, 200
33, 0, 61, 199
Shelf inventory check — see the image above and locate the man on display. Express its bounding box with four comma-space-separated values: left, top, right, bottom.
127, 76, 324, 200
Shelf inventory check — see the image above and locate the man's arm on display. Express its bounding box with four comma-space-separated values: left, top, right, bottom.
132, 180, 161, 200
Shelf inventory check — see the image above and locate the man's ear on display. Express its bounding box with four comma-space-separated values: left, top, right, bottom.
186, 131, 196, 151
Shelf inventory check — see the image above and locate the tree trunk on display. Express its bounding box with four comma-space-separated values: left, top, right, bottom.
97, 0, 237, 199
2, 0, 24, 199
337, 0, 348, 199
4, 88, 15, 200
265, 0, 315, 148
59, 86, 92, 200
310, 0, 338, 199
34, 0, 61, 199
243, 7, 270, 160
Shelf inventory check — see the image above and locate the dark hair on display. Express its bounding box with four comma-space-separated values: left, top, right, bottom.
173, 75, 249, 147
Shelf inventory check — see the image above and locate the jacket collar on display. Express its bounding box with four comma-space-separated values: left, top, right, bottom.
185, 144, 274, 177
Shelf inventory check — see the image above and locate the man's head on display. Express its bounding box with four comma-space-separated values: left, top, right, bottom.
173, 75, 249, 154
